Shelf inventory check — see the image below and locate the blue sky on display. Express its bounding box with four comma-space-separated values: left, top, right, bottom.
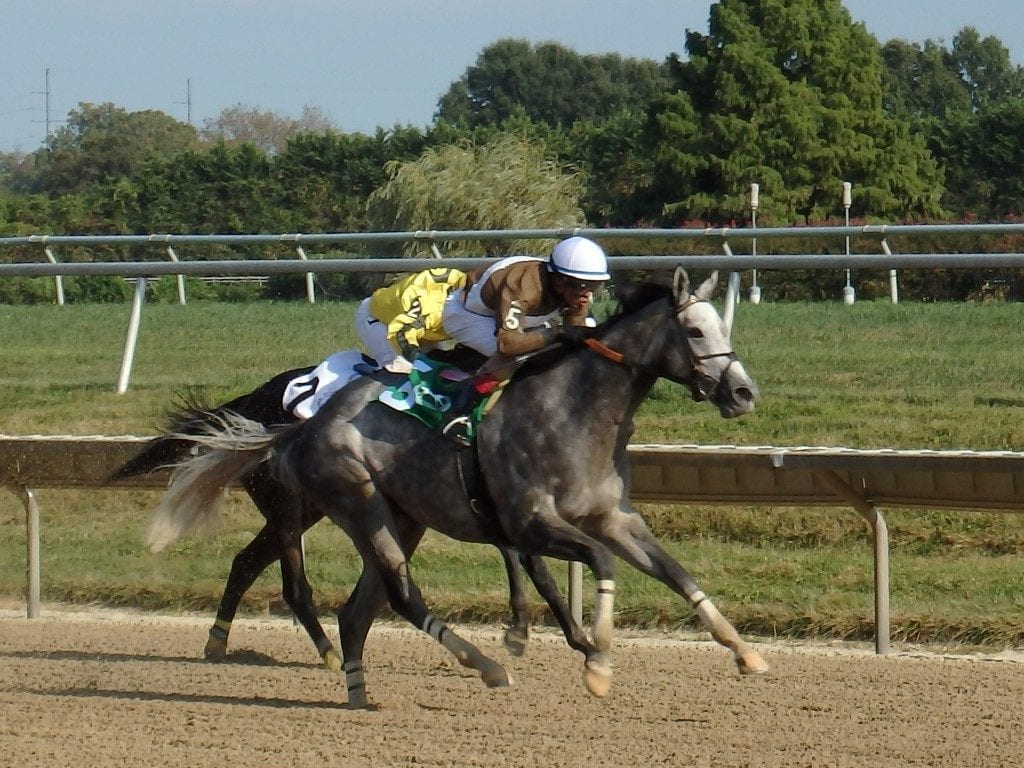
3, 1, 1022, 153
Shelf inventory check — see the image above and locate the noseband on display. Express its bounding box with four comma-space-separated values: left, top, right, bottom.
583, 294, 737, 402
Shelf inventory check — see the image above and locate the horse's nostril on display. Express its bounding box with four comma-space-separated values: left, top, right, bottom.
735, 387, 754, 402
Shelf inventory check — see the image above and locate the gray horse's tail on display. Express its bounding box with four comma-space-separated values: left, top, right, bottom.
146, 412, 280, 552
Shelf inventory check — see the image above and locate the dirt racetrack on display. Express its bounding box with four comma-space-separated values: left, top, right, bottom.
2, 607, 1022, 768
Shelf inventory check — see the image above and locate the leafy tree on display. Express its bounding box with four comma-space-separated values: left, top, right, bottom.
934, 98, 1024, 218
32, 103, 197, 196
647, 0, 944, 225
436, 38, 671, 129
274, 125, 428, 232
365, 132, 585, 255
121, 142, 285, 235
949, 27, 1024, 109
881, 28, 1024, 120
201, 104, 337, 154
880, 39, 972, 119
566, 109, 659, 226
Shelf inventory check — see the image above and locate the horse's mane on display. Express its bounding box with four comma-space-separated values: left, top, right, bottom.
513, 278, 674, 379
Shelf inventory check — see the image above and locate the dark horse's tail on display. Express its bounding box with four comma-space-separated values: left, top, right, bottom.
106, 366, 312, 483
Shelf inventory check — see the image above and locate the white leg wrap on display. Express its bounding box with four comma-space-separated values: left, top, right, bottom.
695, 597, 723, 627
593, 579, 616, 652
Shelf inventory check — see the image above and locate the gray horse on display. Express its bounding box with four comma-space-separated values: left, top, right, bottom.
151, 268, 768, 708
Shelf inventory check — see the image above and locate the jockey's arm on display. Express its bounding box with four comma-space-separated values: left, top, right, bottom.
494, 298, 558, 356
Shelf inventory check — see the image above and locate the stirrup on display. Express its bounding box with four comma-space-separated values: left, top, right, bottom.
441, 415, 472, 447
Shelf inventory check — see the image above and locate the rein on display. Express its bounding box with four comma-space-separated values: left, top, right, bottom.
583, 295, 737, 402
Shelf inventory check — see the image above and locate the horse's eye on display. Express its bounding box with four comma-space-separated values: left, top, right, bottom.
688, 328, 705, 339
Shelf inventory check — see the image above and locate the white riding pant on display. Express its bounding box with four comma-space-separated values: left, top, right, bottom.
355, 298, 398, 365
441, 293, 502, 357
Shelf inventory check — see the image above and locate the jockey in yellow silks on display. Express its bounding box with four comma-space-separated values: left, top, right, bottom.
355, 267, 467, 373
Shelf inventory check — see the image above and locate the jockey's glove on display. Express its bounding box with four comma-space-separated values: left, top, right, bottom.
557, 323, 588, 345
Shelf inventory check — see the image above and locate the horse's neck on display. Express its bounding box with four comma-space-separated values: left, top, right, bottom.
513, 301, 663, 441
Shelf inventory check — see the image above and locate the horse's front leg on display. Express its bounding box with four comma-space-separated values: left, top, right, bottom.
515, 516, 618, 697
590, 506, 769, 675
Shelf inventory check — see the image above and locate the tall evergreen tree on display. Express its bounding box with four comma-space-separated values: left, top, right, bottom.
436, 39, 671, 129
648, 0, 944, 225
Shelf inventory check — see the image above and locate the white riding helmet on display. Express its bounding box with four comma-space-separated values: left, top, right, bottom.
548, 236, 611, 282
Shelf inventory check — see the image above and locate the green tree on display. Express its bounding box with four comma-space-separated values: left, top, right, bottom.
436, 38, 671, 129
33, 103, 197, 196
950, 27, 1024, 109
934, 98, 1024, 218
365, 133, 585, 255
274, 125, 427, 232
880, 39, 971, 119
648, 0, 944, 225
122, 142, 285, 235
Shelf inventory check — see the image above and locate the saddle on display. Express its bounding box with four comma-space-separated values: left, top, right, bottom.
378, 357, 502, 441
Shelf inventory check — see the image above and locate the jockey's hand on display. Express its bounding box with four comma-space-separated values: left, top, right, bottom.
558, 323, 588, 345
385, 355, 414, 374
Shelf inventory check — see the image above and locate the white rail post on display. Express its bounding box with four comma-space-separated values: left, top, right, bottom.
166, 247, 186, 305
721, 242, 741, 335
116, 278, 148, 394
16, 486, 41, 618
818, 470, 890, 654
881, 239, 899, 304
842, 182, 855, 305
43, 247, 65, 306
296, 246, 315, 304
749, 183, 761, 304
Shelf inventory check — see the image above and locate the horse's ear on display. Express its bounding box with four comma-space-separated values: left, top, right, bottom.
695, 271, 719, 301
673, 266, 690, 302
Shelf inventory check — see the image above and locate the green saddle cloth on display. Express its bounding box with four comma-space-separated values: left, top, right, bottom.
378, 358, 488, 438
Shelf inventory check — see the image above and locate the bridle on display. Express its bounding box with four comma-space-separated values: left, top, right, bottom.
583, 294, 737, 403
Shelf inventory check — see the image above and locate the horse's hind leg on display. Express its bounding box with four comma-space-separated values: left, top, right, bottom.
336, 506, 511, 709
205, 524, 280, 661
206, 477, 338, 670
250, 478, 339, 671
498, 546, 530, 656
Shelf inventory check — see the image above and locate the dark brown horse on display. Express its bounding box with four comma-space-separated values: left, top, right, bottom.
111, 351, 569, 669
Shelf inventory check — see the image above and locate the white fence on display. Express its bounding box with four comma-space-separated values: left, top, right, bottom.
2, 224, 1024, 652
2, 223, 1024, 393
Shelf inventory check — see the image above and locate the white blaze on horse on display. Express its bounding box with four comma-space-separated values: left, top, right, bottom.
148, 268, 768, 709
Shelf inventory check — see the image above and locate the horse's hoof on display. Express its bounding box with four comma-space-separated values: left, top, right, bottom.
583, 659, 613, 697
345, 698, 378, 711
322, 648, 342, 672
737, 650, 769, 675
203, 637, 227, 661
481, 663, 512, 688
503, 628, 528, 657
